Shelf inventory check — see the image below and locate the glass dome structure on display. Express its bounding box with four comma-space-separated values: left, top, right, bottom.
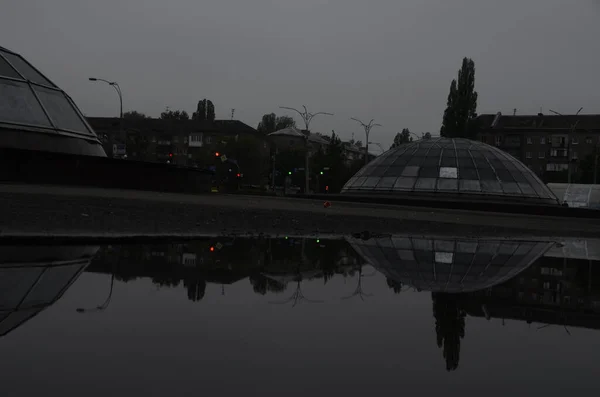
0, 45, 105, 156
342, 138, 559, 205
347, 235, 554, 293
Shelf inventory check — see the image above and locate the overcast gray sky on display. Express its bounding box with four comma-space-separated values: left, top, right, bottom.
1, 0, 599, 146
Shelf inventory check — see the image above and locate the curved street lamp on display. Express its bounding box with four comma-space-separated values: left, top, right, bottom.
351, 118, 382, 166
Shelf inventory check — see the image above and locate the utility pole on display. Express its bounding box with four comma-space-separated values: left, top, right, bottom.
231, 109, 235, 120
549, 108, 583, 184
351, 118, 382, 166
279, 105, 333, 194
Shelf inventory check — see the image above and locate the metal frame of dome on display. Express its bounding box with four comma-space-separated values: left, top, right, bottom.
341, 138, 560, 205
347, 235, 555, 293
0, 45, 105, 156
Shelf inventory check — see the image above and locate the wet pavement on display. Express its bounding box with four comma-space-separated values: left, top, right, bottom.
2, 234, 600, 396
3, 184, 600, 238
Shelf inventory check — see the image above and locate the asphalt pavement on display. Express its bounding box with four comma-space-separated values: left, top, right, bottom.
1, 184, 600, 240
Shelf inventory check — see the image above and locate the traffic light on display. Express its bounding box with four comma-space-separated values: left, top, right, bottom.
320, 171, 324, 175
215, 152, 220, 157
168, 153, 173, 158
288, 171, 292, 175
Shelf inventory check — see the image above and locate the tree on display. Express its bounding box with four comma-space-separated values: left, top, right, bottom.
423, 132, 432, 140
160, 108, 189, 120
123, 111, 149, 119
192, 99, 215, 121
257, 113, 295, 134
432, 293, 466, 372
391, 128, 412, 148
440, 57, 478, 138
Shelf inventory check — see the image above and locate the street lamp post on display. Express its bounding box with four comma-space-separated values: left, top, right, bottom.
89, 77, 124, 156
351, 118, 382, 166
549, 108, 583, 184
279, 105, 333, 194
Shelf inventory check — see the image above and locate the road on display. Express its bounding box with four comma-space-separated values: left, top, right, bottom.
1, 184, 600, 239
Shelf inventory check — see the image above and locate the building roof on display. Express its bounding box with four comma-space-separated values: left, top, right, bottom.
342, 137, 560, 205
86, 117, 258, 136
477, 113, 600, 131
347, 235, 555, 293
0, 45, 98, 141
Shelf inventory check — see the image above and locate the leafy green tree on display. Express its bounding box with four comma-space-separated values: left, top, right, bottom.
440, 57, 478, 138
257, 113, 296, 134
160, 108, 190, 120
423, 132, 432, 140
123, 110, 149, 119
193, 99, 215, 121
391, 128, 412, 148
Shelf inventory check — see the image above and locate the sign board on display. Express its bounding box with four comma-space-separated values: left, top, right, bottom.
112, 143, 126, 156
220, 155, 228, 162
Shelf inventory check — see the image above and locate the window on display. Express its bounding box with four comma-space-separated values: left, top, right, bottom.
184, 136, 188, 143
573, 151, 578, 160
495, 136, 502, 145
188, 153, 192, 159
572, 137, 578, 145
540, 137, 545, 144
586, 137, 593, 144
206, 136, 212, 144
547, 163, 569, 171
550, 148, 567, 157
190, 134, 202, 142
526, 152, 532, 159
173, 136, 179, 143
526, 137, 532, 144
538, 151, 545, 159
151, 136, 156, 143
543, 282, 551, 289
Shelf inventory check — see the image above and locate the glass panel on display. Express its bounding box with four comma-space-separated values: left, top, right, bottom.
419, 166, 439, 178
401, 166, 420, 177
459, 167, 478, 180
362, 177, 380, 188
393, 177, 416, 190
480, 180, 503, 193
390, 156, 410, 167
1, 51, 54, 86
518, 182, 536, 196
352, 177, 368, 187
384, 166, 404, 177
0, 54, 21, 78
458, 157, 474, 167
0, 79, 51, 126
407, 156, 425, 166
412, 238, 433, 251
440, 156, 457, 167
439, 167, 458, 179
22, 265, 80, 308
502, 182, 522, 194
457, 241, 478, 253
345, 177, 358, 187
0, 267, 44, 310
477, 169, 496, 180
369, 166, 389, 177
459, 180, 481, 192
0, 308, 42, 336
509, 170, 528, 183
437, 179, 458, 191
34, 86, 89, 132
415, 178, 436, 190
375, 177, 398, 189
495, 169, 514, 182
422, 157, 438, 167
434, 240, 455, 252
435, 252, 454, 264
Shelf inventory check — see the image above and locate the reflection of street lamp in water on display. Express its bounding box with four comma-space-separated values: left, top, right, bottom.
76, 273, 115, 313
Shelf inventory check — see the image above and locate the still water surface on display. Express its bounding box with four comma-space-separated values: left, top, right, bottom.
1, 235, 600, 396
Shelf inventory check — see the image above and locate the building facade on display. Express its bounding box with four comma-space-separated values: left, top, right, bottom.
476, 113, 600, 183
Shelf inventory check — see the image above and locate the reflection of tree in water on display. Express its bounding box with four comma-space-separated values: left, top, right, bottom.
342, 265, 374, 301
249, 274, 287, 295
432, 293, 466, 372
185, 277, 207, 302
386, 278, 403, 294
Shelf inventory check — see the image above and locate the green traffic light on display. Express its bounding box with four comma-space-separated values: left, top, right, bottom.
316, 239, 320, 243
320, 171, 324, 175
288, 171, 292, 175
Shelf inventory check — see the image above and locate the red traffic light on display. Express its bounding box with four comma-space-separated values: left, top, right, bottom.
215, 152, 220, 157
168, 153, 173, 158
236, 173, 241, 177
209, 246, 215, 252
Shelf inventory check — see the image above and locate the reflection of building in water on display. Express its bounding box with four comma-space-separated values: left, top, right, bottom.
348, 235, 554, 293
0, 246, 99, 337
464, 254, 600, 329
